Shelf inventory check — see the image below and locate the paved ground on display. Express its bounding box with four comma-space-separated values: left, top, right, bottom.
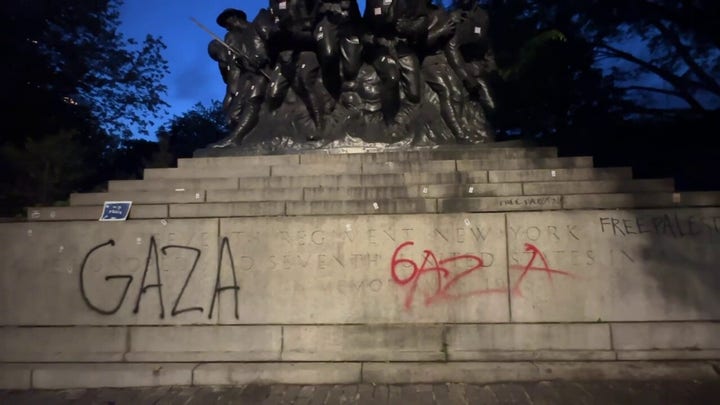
2, 380, 720, 404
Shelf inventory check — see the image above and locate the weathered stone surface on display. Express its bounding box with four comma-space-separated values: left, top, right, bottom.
218, 213, 509, 323
0, 365, 32, 389
423, 183, 522, 198
282, 325, 444, 361
32, 363, 194, 389
362, 161, 456, 175
193, 363, 361, 385
506, 209, 720, 322
489, 167, 632, 183
611, 322, 720, 351
303, 186, 415, 201
562, 193, 679, 209
285, 199, 437, 215
144, 166, 270, 179
298, 147, 557, 164
169, 202, 285, 217
446, 324, 611, 361
272, 163, 362, 177
0, 219, 219, 325
70, 190, 205, 205
616, 350, 720, 360
178, 154, 299, 168
207, 189, 303, 202
439, 196, 562, 212
109, 178, 238, 192
522, 179, 674, 196
27, 205, 168, 221
458, 157, 593, 172
0, 327, 126, 362
674, 192, 720, 207
127, 326, 281, 361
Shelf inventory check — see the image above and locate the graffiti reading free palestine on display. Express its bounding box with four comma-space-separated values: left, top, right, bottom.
390, 241, 574, 310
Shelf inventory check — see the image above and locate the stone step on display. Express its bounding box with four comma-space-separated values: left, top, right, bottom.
109, 178, 238, 192
77, 179, 666, 207
489, 167, 632, 183
27, 191, 720, 221
70, 190, 205, 206
522, 179, 674, 195
180, 147, 557, 169
143, 157, 594, 180
27, 205, 167, 221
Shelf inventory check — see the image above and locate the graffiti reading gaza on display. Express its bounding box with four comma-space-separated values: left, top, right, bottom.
79, 236, 239, 319
390, 241, 573, 310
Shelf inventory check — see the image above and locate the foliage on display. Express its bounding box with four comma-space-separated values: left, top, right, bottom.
156, 101, 228, 163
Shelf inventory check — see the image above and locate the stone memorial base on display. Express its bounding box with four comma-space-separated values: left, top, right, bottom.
2, 143, 719, 389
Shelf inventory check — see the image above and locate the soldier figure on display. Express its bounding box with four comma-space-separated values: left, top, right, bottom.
314, 0, 363, 96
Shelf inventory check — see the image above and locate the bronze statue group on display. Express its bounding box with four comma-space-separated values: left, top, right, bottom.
207, 0, 495, 149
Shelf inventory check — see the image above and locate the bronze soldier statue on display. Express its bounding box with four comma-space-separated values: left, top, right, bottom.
314, 0, 363, 96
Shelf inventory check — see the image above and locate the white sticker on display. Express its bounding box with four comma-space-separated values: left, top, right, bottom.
49, 211, 56, 219
464, 218, 471, 227
374, 7, 382, 15
422, 187, 428, 194
319, 26, 323, 32
468, 186, 474, 194
317, 32, 324, 40
474, 26, 482, 34
383, 0, 392, 5
175, 188, 185, 192
301, 63, 306, 68
58, 245, 64, 253
30, 210, 40, 219
551, 170, 556, 177
373, 202, 379, 210
279, 1, 287, 10
346, 223, 352, 232
160, 219, 168, 226
136, 237, 142, 245
27, 229, 33, 237
195, 192, 201, 200
672, 193, 681, 203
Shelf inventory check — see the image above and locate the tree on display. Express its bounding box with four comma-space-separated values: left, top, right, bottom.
155, 101, 228, 164
0, 0, 169, 216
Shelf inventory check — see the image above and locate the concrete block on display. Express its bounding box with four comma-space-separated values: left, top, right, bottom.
439, 196, 562, 212
70, 190, 205, 205
458, 157, 593, 171
523, 179, 675, 196
298, 147, 557, 164
617, 350, 720, 360
399, 172, 473, 186
32, 363, 194, 389
193, 363, 361, 385
362, 160, 456, 174
562, 193, 678, 209
303, 187, 416, 201
169, 202, 285, 217
677, 192, 720, 207
109, 178, 238, 192
446, 324, 611, 360
423, 183, 522, 198
506, 209, 720, 322
446, 350, 616, 361
0, 327, 126, 362
0, 219, 219, 325
282, 325, 444, 361
207, 188, 303, 202
178, 154, 299, 168
489, 167, 632, 183
362, 362, 541, 384
219, 213, 509, 323
27, 205, 167, 221
611, 322, 720, 351
260, 175, 365, 189
286, 199, 436, 215
127, 325, 281, 361
532, 361, 718, 381
0, 365, 32, 389
144, 166, 270, 179
272, 163, 361, 176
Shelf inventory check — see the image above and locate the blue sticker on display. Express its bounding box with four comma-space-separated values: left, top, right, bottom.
99, 201, 133, 221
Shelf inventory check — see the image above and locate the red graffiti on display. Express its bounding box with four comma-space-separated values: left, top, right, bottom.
390, 241, 573, 310
508, 243, 575, 297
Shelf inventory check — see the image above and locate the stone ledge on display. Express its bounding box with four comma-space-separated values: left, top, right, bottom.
193, 363, 361, 385
0, 365, 32, 389
109, 178, 239, 192
0, 327, 127, 362
70, 190, 205, 206
27, 205, 168, 221
31, 363, 194, 389
489, 167, 633, 183
611, 322, 720, 351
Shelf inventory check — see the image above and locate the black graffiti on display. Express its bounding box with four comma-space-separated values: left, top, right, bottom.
79, 236, 239, 319
600, 214, 720, 238
79, 239, 132, 315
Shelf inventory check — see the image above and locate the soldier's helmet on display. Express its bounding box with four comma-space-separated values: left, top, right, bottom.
217, 8, 248, 28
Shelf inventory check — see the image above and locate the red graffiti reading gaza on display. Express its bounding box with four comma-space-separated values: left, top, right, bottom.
390, 241, 573, 310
